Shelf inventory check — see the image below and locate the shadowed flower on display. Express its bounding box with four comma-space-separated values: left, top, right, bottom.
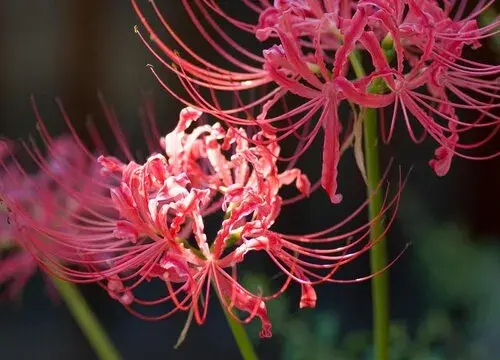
1, 102, 402, 338
132, 0, 500, 201
0, 136, 104, 299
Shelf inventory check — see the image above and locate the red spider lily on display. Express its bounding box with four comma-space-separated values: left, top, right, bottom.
132, 0, 500, 201
0, 136, 104, 299
1, 102, 402, 338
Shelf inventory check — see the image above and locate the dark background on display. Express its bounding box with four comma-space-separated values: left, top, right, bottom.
1, 1, 499, 359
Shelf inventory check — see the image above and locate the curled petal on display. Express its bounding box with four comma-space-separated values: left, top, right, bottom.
429, 133, 459, 176
299, 282, 317, 309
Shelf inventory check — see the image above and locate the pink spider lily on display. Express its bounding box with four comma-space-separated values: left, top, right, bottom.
0, 136, 104, 299
0, 139, 36, 299
132, 0, 500, 201
1, 103, 402, 338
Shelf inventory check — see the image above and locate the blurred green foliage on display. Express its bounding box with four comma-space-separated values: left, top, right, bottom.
480, 8, 500, 53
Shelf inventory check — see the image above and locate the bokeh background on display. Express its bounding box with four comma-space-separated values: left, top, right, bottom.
1, 1, 499, 359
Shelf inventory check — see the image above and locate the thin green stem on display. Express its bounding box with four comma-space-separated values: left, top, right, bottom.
51, 277, 122, 360
223, 308, 259, 360
349, 50, 390, 360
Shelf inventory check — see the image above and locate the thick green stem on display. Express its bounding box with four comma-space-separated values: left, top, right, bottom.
223, 308, 259, 360
52, 277, 122, 360
363, 108, 389, 360
349, 51, 390, 360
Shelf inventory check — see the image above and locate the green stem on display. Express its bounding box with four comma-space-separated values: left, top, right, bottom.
51, 277, 122, 360
349, 51, 390, 360
363, 108, 389, 360
223, 308, 259, 360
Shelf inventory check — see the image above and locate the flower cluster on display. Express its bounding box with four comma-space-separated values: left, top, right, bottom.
1, 103, 400, 337
133, 0, 500, 201
4, 0, 495, 342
